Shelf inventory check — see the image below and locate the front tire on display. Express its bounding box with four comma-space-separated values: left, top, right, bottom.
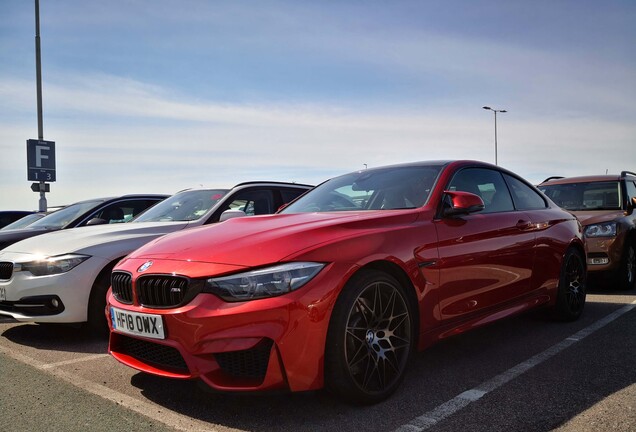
617, 241, 636, 291
87, 263, 117, 336
552, 248, 586, 321
325, 270, 414, 404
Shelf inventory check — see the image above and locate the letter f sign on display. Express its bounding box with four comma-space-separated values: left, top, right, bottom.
35, 144, 49, 167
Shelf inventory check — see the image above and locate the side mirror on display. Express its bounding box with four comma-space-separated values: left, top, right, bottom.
219, 209, 247, 222
86, 217, 108, 226
442, 191, 485, 217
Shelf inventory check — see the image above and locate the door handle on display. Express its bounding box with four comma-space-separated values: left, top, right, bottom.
516, 220, 550, 231
516, 220, 533, 230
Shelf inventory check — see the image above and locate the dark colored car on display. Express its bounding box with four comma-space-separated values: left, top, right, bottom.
0, 195, 168, 251
538, 171, 636, 290
0, 211, 35, 229
107, 160, 586, 404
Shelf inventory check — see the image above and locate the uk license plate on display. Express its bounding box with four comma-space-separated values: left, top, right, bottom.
0, 287, 6, 302
110, 307, 165, 340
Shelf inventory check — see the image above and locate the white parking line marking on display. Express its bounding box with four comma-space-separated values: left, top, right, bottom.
40, 354, 110, 369
395, 300, 636, 432
0, 345, 232, 432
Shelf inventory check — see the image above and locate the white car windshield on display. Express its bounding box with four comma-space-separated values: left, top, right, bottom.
133, 189, 229, 222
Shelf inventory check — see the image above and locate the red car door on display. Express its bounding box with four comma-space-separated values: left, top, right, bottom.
433, 167, 537, 322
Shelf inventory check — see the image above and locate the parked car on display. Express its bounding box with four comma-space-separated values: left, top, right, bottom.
0, 195, 168, 251
0, 212, 47, 231
106, 160, 586, 404
0, 211, 35, 229
538, 171, 636, 290
0, 182, 312, 333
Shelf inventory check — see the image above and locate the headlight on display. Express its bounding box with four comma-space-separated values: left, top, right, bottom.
204, 262, 325, 302
18, 254, 91, 276
584, 222, 617, 238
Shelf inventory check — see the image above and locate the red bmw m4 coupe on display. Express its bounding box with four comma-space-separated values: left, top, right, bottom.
107, 160, 586, 404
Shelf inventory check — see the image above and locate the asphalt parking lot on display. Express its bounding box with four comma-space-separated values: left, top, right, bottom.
1, 286, 635, 432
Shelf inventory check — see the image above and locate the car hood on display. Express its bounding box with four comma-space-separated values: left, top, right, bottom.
1, 221, 192, 258
129, 211, 420, 267
570, 210, 625, 225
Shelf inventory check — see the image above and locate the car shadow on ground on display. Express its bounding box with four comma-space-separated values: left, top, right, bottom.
123, 299, 636, 432
1, 320, 108, 354
130, 372, 387, 431
121, 309, 555, 431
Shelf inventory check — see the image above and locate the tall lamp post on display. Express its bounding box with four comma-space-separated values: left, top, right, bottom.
482, 106, 507, 166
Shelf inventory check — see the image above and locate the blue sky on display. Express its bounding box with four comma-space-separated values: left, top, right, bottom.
1, 0, 635, 209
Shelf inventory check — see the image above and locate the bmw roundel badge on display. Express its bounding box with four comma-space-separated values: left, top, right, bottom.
137, 261, 153, 273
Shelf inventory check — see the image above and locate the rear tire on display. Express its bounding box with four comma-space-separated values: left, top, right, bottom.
324, 270, 414, 404
552, 248, 586, 321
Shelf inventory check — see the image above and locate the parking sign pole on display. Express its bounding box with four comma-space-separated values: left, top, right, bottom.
35, 0, 47, 211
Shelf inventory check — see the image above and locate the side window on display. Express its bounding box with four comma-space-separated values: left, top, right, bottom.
504, 174, 547, 210
280, 188, 308, 204
126, 200, 163, 220
91, 203, 128, 224
626, 181, 636, 200
220, 190, 275, 217
89, 200, 162, 224
448, 168, 514, 214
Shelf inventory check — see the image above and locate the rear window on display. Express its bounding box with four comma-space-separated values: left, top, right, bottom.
504, 174, 547, 210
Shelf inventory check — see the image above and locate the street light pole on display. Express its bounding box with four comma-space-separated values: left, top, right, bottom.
482, 106, 507, 166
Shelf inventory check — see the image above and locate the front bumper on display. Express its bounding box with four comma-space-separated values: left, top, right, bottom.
107, 260, 349, 393
0, 252, 109, 323
585, 235, 625, 273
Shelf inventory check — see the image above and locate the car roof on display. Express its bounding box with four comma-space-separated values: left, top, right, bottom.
173, 182, 314, 195
233, 181, 314, 189
61, 194, 168, 205
539, 172, 636, 185
0, 210, 34, 215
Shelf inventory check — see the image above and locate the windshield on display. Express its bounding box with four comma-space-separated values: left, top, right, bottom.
0, 213, 46, 230
28, 200, 105, 229
538, 181, 622, 211
133, 189, 228, 222
281, 165, 443, 213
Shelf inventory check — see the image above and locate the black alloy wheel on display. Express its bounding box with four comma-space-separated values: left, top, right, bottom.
87, 261, 119, 336
325, 270, 413, 404
553, 248, 586, 321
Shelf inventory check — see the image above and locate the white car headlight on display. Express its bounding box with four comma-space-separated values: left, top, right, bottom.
584, 222, 617, 238
18, 254, 91, 276
204, 262, 325, 302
